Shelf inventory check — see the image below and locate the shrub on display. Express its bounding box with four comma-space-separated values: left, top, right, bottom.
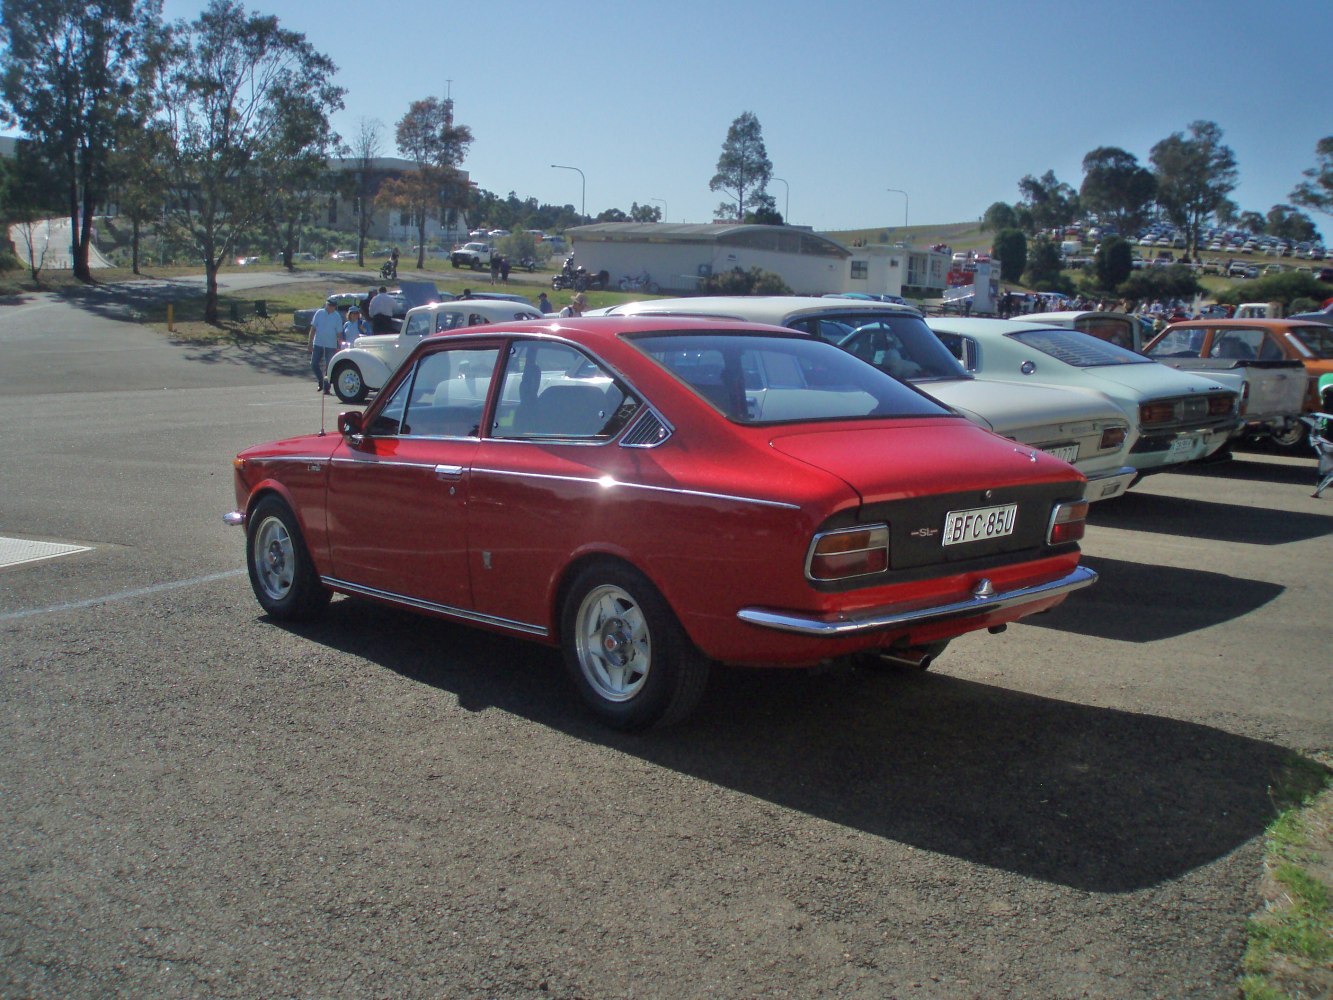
700, 266, 791, 295
1213, 270, 1331, 308
1117, 265, 1201, 302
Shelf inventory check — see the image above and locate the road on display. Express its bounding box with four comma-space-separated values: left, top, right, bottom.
1, 278, 1330, 998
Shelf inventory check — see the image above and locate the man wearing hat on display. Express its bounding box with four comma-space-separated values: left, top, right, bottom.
341, 304, 370, 349
558, 292, 586, 318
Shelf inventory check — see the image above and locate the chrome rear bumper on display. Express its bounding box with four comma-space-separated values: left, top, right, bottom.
736, 564, 1097, 637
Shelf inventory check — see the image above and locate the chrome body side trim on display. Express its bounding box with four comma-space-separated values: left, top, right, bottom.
321, 576, 549, 637
470, 466, 802, 510
736, 565, 1096, 636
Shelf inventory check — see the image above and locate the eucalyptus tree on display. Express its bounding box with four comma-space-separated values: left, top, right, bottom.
1150, 120, 1237, 258
1291, 136, 1333, 220
0, 0, 163, 281
710, 111, 772, 222
151, 0, 344, 322
1079, 146, 1156, 236
381, 97, 472, 270
350, 117, 384, 266
1017, 170, 1079, 234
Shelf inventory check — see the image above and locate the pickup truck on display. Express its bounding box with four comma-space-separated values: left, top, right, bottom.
1142, 319, 1311, 447
450, 242, 493, 270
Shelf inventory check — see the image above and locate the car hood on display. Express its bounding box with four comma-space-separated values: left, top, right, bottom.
347, 334, 397, 351
922, 379, 1123, 433
766, 418, 1082, 504
1080, 363, 1227, 398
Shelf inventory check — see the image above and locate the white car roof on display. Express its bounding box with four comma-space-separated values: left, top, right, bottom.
606, 295, 922, 324
406, 299, 541, 320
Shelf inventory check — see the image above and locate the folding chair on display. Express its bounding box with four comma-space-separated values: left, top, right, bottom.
251, 299, 278, 332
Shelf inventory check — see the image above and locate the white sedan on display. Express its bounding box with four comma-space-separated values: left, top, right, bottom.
329, 299, 543, 403
925, 318, 1239, 492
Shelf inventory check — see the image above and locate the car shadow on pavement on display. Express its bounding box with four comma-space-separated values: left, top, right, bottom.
1178, 454, 1319, 487
1090, 490, 1332, 543
1023, 555, 1283, 641
276, 597, 1302, 896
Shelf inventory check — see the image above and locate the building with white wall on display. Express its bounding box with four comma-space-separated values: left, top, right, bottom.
568, 222, 949, 298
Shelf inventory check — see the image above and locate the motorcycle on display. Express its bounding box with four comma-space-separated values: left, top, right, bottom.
618, 269, 660, 293
551, 254, 609, 292
518, 255, 540, 272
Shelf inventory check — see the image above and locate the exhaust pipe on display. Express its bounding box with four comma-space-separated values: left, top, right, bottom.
876, 646, 936, 670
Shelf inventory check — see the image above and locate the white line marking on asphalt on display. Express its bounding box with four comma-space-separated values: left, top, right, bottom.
0, 537, 92, 569
0, 568, 246, 623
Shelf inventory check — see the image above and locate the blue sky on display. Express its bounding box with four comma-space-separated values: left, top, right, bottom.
159, 0, 1330, 235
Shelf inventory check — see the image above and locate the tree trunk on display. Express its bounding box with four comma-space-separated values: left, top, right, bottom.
131, 217, 141, 274
203, 242, 220, 324
416, 214, 427, 269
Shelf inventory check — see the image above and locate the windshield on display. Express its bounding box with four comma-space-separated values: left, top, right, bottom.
785, 311, 968, 381
1289, 325, 1333, 359
1009, 328, 1154, 368
631, 332, 949, 424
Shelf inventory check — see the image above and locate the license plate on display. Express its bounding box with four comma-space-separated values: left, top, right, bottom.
1042, 443, 1079, 464
1168, 436, 1196, 458
942, 503, 1018, 546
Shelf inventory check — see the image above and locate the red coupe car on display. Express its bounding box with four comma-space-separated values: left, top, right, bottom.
227, 317, 1095, 729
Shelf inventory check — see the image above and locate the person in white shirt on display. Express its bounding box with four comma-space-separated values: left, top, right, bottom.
368, 286, 396, 333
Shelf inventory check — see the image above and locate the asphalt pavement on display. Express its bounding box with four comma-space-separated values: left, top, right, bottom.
1, 275, 1330, 998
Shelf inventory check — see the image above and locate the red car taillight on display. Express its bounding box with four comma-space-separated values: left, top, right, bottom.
1048, 501, 1089, 545
1139, 400, 1176, 426
807, 524, 890, 581
1099, 426, 1127, 451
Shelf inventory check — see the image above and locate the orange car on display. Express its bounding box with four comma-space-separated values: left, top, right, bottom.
1144, 318, 1333, 447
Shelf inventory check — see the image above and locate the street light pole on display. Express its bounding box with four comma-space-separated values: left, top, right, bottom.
772, 177, 790, 223
551, 164, 586, 221
886, 188, 909, 230
650, 198, 667, 222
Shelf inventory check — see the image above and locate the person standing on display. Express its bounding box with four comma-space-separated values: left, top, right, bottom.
558, 292, 586, 318
341, 305, 370, 348
308, 299, 342, 393
537, 291, 553, 314
369, 285, 396, 333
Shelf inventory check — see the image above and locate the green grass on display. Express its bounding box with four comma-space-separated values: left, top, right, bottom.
1240, 753, 1333, 1000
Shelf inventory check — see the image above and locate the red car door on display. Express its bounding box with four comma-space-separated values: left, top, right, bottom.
325, 342, 502, 613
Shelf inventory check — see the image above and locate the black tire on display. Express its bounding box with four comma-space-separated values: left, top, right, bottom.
245, 496, 331, 621
560, 562, 709, 730
332, 361, 368, 403
451, 259, 461, 269
1269, 420, 1305, 451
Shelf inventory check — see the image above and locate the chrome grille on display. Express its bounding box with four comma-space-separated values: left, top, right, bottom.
620, 410, 671, 448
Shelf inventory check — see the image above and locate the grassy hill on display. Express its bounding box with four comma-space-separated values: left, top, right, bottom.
819, 220, 992, 253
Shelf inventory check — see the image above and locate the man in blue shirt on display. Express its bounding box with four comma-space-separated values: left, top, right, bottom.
308, 300, 342, 393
